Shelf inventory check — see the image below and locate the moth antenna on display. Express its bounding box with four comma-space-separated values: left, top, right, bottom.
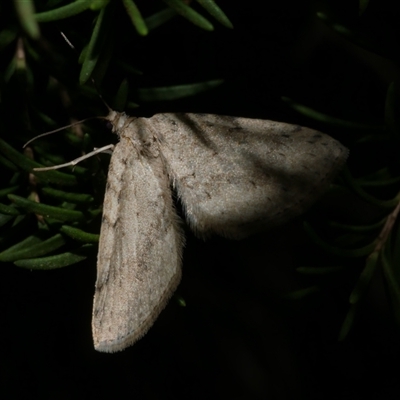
59, 30, 112, 113
23, 118, 98, 148
91, 77, 112, 113
28, 32, 113, 173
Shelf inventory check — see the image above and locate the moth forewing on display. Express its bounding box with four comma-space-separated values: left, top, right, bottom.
148, 113, 348, 239
92, 115, 183, 353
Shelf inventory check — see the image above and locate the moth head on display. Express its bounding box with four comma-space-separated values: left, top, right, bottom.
105, 110, 129, 133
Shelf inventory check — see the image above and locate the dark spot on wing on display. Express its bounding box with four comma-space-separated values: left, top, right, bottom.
306, 133, 323, 144
228, 126, 243, 132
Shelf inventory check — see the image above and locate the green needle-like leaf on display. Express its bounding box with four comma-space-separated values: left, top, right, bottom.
80, 5, 108, 84
327, 218, 385, 233
163, 0, 214, 31
392, 223, 400, 277
34, 0, 92, 22
145, 7, 177, 30
0, 186, 20, 198
296, 266, 345, 275
359, 0, 370, 15
60, 225, 100, 243
284, 286, 320, 300
137, 79, 224, 102
8, 194, 86, 222
357, 176, 400, 188
196, 0, 233, 28
0, 203, 21, 216
90, 0, 110, 11
0, 28, 18, 51
381, 244, 400, 327
0, 214, 14, 228
41, 188, 94, 204
13, 0, 40, 39
304, 221, 377, 257
0, 235, 42, 260
282, 97, 384, 130
0, 153, 19, 171
113, 79, 130, 111
122, 0, 149, 36
0, 138, 78, 186
349, 251, 379, 304
343, 167, 400, 209
338, 303, 359, 341
14, 245, 93, 269
0, 233, 66, 262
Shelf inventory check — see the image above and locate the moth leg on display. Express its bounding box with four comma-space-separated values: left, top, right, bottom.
33, 144, 115, 172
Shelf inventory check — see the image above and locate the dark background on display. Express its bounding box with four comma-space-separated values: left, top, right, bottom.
1, 0, 400, 398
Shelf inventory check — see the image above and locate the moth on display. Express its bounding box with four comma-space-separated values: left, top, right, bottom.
89, 110, 348, 352
33, 110, 347, 352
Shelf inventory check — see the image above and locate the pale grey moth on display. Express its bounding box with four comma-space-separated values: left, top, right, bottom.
91, 110, 348, 353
